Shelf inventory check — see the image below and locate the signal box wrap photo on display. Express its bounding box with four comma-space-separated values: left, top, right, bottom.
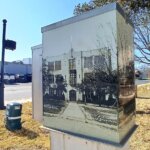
42, 3, 136, 145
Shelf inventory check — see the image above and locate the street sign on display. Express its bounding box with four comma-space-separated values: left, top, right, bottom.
5, 40, 16, 50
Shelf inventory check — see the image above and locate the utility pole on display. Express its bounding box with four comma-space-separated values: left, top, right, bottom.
0, 19, 16, 110
0, 19, 7, 109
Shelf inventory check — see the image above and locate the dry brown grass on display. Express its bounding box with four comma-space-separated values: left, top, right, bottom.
129, 98, 150, 150
136, 83, 150, 98
0, 102, 49, 150
0, 98, 150, 150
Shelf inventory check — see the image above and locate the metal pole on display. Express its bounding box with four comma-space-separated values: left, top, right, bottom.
0, 19, 7, 109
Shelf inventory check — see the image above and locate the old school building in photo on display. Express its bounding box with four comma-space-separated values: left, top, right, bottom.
44, 48, 111, 103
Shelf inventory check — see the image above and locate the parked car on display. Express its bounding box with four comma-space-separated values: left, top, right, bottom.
26, 74, 32, 82
9, 74, 16, 84
4, 74, 10, 84
16, 74, 28, 83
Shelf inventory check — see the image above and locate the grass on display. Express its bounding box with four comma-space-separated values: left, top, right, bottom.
136, 83, 150, 98
0, 102, 49, 150
0, 98, 150, 150
129, 98, 150, 150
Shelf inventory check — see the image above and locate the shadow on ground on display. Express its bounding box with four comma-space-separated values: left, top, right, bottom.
136, 110, 150, 115
13, 127, 39, 139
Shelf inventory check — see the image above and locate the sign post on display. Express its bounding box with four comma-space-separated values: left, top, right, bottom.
0, 19, 16, 110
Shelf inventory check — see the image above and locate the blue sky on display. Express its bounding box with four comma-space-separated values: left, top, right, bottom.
0, 0, 89, 62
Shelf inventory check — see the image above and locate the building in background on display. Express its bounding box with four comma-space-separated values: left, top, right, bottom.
0, 60, 32, 83
0, 61, 31, 75
23, 58, 32, 65
0, 57, 32, 75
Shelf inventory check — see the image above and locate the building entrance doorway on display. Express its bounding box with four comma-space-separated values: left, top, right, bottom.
69, 90, 76, 101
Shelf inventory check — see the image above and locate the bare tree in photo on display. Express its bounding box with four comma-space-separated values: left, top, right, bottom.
74, 0, 150, 65
78, 22, 135, 108
133, 10, 150, 64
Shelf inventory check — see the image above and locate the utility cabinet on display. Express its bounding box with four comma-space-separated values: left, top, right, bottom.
41, 3, 136, 145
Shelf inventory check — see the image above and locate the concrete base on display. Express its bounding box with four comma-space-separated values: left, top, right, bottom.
49, 129, 129, 150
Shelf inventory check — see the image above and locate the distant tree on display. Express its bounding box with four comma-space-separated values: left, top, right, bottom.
74, 0, 115, 15
74, 0, 150, 64
12, 60, 23, 64
74, 0, 150, 15
133, 9, 150, 64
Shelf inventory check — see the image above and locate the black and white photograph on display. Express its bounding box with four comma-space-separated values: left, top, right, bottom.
42, 2, 136, 144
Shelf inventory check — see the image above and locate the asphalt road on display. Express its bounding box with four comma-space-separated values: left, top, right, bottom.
135, 79, 150, 85
4, 82, 32, 103
3, 80, 149, 104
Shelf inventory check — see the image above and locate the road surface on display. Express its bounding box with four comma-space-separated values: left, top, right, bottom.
4, 83, 32, 103
135, 79, 150, 85
3, 80, 150, 104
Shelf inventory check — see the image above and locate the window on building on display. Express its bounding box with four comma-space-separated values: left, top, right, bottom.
69, 59, 76, 70
55, 74, 64, 84
55, 61, 61, 71
48, 62, 54, 71
54, 90, 56, 95
69, 70, 77, 86
49, 88, 54, 96
49, 74, 54, 83
94, 55, 105, 70
84, 56, 93, 69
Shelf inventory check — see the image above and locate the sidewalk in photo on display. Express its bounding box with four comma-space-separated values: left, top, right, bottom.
61, 102, 85, 120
